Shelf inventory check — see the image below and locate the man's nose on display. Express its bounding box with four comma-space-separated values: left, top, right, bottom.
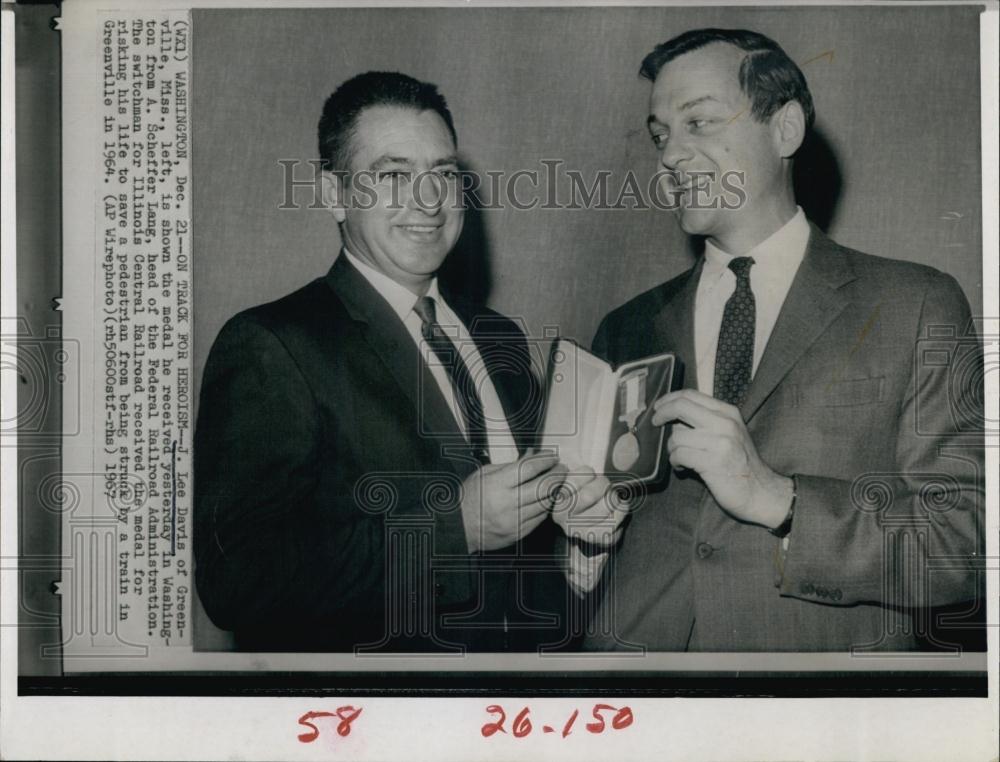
659, 136, 693, 170
409, 171, 446, 214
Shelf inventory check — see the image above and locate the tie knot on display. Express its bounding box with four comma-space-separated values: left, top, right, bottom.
413, 295, 437, 326
728, 256, 755, 281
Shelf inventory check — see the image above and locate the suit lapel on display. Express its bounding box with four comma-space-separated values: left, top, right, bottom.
445, 295, 536, 455
653, 260, 702, 391
324, 256, 469, 464
739, 225, 857, 423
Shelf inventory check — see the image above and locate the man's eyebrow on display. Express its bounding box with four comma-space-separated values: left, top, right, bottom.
368, 155, 414, 171
646, 95, 723, 127
679, 95, 722, 111
367, 154, 460, 171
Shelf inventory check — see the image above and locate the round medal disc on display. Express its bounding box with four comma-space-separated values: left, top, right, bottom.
611, 432, 640, 471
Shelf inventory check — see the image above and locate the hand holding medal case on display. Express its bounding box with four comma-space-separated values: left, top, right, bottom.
539, 338, 683, 484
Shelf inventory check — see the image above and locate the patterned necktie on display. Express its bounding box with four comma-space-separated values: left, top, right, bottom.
713, 256, 756, 407
413, 296, 490, 464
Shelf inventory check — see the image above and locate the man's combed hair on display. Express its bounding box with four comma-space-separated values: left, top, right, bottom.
318, 71, 457, 172
640, 28, 815, 131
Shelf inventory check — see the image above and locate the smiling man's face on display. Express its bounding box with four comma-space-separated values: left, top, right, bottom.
334, 105, 464, 294
648, 43, 786, 247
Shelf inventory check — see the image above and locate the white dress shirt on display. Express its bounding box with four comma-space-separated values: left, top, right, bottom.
566, 209, 811, 595
694, 207, 810, 394
342, 249, 519, 464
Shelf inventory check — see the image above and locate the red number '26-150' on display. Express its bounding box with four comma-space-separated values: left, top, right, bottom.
481, 704, 633, 738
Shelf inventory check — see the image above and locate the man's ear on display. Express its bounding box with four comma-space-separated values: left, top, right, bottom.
320, 170, 348, 224
773, 100, 806, 158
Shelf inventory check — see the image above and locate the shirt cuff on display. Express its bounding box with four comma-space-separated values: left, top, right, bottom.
564, 539, 610, 597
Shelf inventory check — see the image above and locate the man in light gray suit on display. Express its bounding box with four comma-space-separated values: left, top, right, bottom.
575, 28, 984, 651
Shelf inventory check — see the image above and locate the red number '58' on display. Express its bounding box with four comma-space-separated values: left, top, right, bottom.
297, 707, 363, 743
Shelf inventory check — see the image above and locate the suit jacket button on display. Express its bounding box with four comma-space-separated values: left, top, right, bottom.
696, 542, 714, 559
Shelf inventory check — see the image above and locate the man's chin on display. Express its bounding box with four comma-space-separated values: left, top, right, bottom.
396, 245, 452, 279
675, 208, 719, 237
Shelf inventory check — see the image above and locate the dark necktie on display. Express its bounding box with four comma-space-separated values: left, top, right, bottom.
413, 296, 490, 464
713, 256, 756, 407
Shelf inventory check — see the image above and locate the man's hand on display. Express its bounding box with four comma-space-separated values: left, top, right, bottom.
461, 452, 567, 553
652, 389, 794, 529
549, 467, 629, 551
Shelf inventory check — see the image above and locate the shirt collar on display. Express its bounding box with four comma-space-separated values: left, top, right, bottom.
424, 278, 445, 307
703, 207, 809, 277
341, 248, 440, 322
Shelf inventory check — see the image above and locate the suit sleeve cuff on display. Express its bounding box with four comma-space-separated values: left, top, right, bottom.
776, 473, 883, 605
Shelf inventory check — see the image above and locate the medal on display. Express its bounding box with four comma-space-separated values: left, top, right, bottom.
611, 431, 640, 470
611, 368, 648, 471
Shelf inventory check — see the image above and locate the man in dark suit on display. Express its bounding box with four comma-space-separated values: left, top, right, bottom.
576, 29, 984, 651
194, 72, 596, 652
